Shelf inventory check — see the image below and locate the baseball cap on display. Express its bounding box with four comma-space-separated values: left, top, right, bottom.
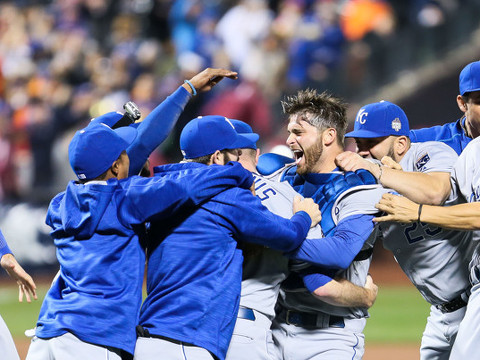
230, 119, 260, 149
69, 123, 137, 180
459, 61, 480, 95
345, 101, 409, 138
180, 115, 258, 159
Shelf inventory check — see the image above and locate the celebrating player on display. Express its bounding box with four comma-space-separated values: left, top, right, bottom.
225, 119, 378, 360
256, 89, 389, 359
134, 115, 322, 360
336, 100, 473, 359
25, 118, 255, 360
374, 132, 480, 359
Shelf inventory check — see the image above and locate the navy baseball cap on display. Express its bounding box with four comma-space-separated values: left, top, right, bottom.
180, 115, 258, 159
69, 123, 137, 180
459, 61, 480, 95
345, 101, 409, 138
230, 119, 259, 149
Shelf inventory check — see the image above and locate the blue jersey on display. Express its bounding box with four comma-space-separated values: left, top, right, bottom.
0, 229, 12, 257
410, 117, 472, 155
35, 162, 253, 355
139, 162, 312, 360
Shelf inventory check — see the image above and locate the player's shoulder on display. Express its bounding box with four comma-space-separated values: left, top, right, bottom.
257, 153, 295, 181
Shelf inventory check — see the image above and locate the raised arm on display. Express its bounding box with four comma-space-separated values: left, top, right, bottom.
128, 68, 238, 174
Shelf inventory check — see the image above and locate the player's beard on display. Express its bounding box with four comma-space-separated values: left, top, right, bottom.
296, 139, 323, 176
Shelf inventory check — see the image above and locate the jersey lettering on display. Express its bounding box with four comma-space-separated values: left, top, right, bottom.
404, 222, 443, 244
253, 176, 278, 201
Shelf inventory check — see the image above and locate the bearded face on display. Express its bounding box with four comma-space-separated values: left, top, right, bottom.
286, 115, 324, 175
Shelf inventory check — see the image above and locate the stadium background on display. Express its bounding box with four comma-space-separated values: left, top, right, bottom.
0, 0, 479, 358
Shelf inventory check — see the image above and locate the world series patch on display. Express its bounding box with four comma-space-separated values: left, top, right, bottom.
415, 153, 430, 171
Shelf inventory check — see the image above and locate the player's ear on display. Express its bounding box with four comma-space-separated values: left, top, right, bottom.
395, 136, 409, 156
457, 95, 468, 113
322, 128, 337, 146
211, 150, 224, 165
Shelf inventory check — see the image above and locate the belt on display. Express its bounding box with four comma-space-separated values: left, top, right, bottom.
436, 289, 470, 313
277, 307, 345, 329
237, 306, 256, 321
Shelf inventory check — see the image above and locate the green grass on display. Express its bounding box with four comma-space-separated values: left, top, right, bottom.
1, 283, 430, 343
0, 284, 48, 337
365, 285, 431, 343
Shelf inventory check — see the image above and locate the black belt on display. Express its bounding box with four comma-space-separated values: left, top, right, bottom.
436, 290, 470, 313
237, 306, 256, 321
277, 307, 345, 329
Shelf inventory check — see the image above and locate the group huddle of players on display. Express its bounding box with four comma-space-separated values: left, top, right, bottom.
3, 61, 480, 360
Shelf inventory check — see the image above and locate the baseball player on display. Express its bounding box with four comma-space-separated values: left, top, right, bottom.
255, 89, 389, 359
409, 60, 480, 154
225, 119, 378, 360
1, 229, 37, 360
134, 115, 322, 360
25, 119, 255, 360
375, 135, 480, 360
336, 100, 474, 359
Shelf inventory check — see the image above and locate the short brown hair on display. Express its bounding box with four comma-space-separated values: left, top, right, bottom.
282, 89, 348, 145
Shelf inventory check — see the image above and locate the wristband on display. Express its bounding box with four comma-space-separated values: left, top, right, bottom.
417, 204, 423, 222
184, 80, 197, 96
377, 164, 383, 182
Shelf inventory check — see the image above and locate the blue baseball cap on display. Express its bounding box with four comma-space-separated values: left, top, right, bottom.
459, 61, 480, 95
345, 101, 409, 138
230, 119, 259, 149
69, 123, 137, 180
180, 115, 258, 159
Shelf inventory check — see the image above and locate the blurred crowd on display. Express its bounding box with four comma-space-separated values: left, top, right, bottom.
0, 0, 471, 203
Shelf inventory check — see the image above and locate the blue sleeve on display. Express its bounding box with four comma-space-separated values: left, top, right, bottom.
127, 86, 191, 175
302, 272, 335, 292
219, 189, 311, 252
287, 214, 374, 269
125, 162, 253, 223
0, 229, 13, 257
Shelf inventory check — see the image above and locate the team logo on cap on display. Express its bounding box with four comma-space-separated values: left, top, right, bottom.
357, 109, 368, 124
391, 118, 402, 132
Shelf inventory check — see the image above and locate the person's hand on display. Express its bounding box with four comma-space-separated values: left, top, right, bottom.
293, 196, 322, 227
1, 253, 37, 302
183, 68, 238, 95
335, 151, 377, 174
364, 274, 378, 308
374, 193, 419, 223
381, 156, 402, 170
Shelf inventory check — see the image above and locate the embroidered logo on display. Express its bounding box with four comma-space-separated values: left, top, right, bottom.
415, 153, 430, 171
391, 118, 402, 132
357, 109, 368, 124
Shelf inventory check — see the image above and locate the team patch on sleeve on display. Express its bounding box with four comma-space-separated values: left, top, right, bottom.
415, 153, 430, 171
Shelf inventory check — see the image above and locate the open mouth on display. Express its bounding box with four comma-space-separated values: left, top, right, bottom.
293, 149, 304, 165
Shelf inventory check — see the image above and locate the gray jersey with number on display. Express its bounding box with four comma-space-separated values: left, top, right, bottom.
276, 170, 388, 319
381, 141, 474, 305
239, 173, 324, 321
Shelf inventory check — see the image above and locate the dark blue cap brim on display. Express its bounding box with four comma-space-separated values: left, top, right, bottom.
230, 133, 259, 149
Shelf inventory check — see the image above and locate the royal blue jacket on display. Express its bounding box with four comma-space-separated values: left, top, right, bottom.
410, 117, 472, 155
35, 162, 252, 355
139, 162, 312, 360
